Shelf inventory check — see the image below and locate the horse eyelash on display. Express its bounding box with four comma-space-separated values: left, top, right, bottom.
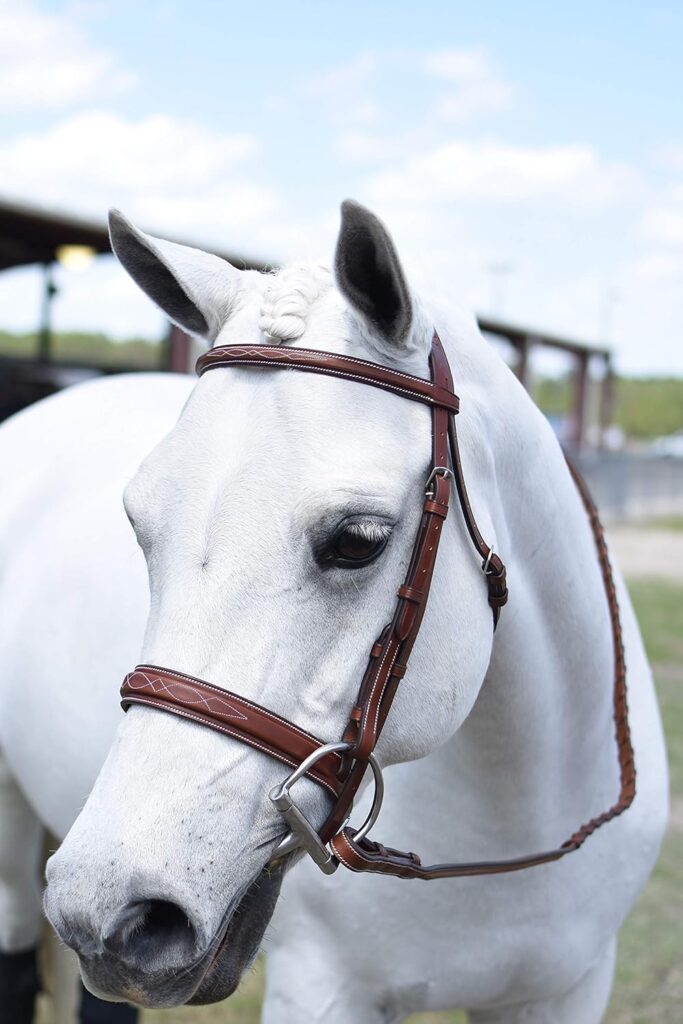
343, 520, 393, 542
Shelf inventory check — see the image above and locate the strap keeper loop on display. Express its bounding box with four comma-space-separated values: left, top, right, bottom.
424, 498, 449, 518
398, 584, 424, 604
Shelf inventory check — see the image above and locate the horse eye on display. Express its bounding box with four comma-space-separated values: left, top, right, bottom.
330, 520, 391, 568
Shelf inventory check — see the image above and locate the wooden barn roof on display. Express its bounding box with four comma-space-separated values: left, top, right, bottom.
0, 197, 270, 272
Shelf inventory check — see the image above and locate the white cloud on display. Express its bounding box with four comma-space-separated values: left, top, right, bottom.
628, 251, 682, 281
0, 0, 135, 110
366, 139, 638, 206
640, 204, 683, 247
334, 131, 418, 164
0, 31, 678, 374
0, 111, 278, 245
289, 53, 384, 128
424, 48, 516, 121
307, 52, 378, 96
655, 144, 683, 172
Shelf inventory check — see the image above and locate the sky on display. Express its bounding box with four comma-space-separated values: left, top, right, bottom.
0, 0, 682, 374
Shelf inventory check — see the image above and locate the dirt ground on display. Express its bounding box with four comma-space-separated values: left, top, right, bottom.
608, 526, 683, 579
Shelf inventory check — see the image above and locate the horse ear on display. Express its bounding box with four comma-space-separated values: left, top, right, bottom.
108, 210, 242, 341
334, 200, 413, 348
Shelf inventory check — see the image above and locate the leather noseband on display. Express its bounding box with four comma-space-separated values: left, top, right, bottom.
120, 332, 635, 880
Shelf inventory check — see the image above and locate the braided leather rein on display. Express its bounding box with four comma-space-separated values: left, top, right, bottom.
120, 331, 635, 879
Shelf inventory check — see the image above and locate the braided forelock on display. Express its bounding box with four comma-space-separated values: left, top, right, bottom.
258, 263, 332, 343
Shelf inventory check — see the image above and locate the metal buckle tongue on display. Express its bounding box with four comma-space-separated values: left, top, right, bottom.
269, 741, 384, 875
424, 465, 453, 497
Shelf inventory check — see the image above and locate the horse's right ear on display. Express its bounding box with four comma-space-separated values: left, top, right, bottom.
108, 210, 242, 341
334, 200, 413, 349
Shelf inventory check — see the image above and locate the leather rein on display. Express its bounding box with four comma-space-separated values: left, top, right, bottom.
120, 331, 635, 880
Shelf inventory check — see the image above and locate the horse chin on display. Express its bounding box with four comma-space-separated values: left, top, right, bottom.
187, 861, 285, 1005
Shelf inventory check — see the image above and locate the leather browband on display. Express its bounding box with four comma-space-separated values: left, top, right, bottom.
120, 331, 635, 881
196, 344, 460, 414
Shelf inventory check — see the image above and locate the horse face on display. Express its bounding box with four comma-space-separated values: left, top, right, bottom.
44, 202, 494, 1006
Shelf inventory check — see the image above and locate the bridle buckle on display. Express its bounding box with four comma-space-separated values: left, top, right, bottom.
482, 546, 496, 575
269, 742, 385, 875
425, 465, 453, 497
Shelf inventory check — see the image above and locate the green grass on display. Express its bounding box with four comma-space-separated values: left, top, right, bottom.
0, 329, 163, 369
535, 374, 683, 440
608, 830, 683, 1024
628, 580, 683, 666
606, 580, 683, 1024
644, 515, 683, 533
141, 583, 682, 1023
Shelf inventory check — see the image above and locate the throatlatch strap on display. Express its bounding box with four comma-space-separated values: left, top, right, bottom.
328, 454, 635, 878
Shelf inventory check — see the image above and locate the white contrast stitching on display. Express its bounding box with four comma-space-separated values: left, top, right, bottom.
360, 637, 400, 750
371, 651, 401, 739
126, 670, 249, 720
200, 353, 458, 409
332, 829, 376, 871
132, 666, 338, 753
206, 346, 428, 385
213, 360, 441, 405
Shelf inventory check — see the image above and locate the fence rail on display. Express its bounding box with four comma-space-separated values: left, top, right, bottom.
577, 452, 683, 522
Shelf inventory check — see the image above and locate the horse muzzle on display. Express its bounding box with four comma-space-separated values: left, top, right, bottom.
44, 862, 284, 1007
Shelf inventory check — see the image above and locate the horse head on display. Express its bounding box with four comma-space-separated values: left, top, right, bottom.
44, 201, 498, 1006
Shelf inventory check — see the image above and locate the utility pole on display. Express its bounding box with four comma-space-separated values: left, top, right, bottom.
598, 285, 619, 344
38, 262, 58, 363
486, 261, 515, 318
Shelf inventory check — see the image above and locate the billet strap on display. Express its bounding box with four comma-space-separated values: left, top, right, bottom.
120, 666, 346, 798
328, 455, 636, 878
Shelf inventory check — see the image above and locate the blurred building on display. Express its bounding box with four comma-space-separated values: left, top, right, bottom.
2, 198, 681, 520
0, 199, 614, 450
0, 198, 268, 421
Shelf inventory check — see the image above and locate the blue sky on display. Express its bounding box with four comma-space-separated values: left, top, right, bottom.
1, 0, 682, 374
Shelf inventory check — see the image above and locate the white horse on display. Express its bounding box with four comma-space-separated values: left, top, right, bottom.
0, 201, 668, 1023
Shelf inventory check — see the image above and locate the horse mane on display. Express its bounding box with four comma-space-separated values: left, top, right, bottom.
258, 263, 332, 343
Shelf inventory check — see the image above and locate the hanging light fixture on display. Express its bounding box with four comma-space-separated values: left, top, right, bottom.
56, 245, 97, 271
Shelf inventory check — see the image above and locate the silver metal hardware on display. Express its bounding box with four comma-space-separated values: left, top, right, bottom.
269, 741, 385, 875
425, 465, 453, 496
483, 546, 496, 574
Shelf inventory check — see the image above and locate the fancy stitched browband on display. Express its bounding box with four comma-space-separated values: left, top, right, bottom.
120, 331, 635, 880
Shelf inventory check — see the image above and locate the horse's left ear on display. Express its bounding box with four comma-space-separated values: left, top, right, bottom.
334, 200, 413, 348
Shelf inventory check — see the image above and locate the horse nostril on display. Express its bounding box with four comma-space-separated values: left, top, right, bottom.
105, 899, 199, 968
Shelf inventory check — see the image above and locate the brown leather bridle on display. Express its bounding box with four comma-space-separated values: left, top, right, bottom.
120, 331, 635, 879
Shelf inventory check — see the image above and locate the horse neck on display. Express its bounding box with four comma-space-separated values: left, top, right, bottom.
439, 329, 619, 854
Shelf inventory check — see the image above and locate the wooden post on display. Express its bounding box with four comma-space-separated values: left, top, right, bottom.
571, 352, 590, 452
38, 262, 57, 363
599, 355, 615, 448
516, 334, 531, 390
166, 323, 192, 373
